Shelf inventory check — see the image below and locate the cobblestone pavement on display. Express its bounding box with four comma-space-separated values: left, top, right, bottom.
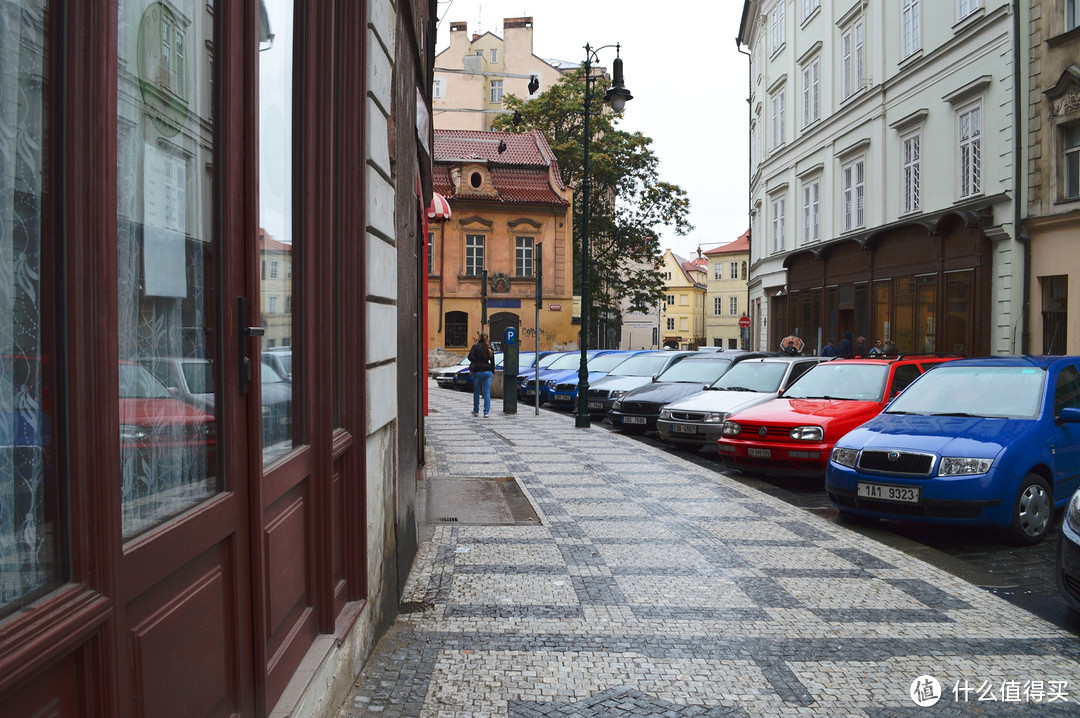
342, 384, 1080, 717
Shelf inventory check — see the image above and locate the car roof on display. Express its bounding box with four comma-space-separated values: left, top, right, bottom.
822, 354, 954, 365
934, 355, 1077, 369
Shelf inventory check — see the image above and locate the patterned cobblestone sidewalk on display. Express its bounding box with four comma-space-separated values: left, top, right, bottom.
342, 383, 1080, 717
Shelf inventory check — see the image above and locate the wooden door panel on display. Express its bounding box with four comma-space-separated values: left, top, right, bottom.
3, 653, 81, 718
125, 541, 242, 718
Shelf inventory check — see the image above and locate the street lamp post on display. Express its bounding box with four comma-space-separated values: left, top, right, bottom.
576, 43, 633, 429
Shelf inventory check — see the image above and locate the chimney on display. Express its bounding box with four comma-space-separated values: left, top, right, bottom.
503, 16, 534, 66
472, 33, 479, 42
450, 22, 467, 33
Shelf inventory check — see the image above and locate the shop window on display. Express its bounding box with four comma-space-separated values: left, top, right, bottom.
916, 275, 936, 353
944, 271, 973, 355
445, 311, 468, 348
1, 0, 64, 617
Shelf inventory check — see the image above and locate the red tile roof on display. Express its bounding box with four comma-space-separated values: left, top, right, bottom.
433, 129, 569, 206
703, 230, 750, 255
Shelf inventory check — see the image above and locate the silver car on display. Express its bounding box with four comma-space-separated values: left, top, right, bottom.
656, 356, 824, 447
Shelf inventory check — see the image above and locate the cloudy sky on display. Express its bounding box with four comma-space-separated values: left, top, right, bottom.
434, 0, 751, 259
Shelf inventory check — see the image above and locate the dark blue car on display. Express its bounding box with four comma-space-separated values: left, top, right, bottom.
826, 356, 1080, 545
546, 350, 651, 409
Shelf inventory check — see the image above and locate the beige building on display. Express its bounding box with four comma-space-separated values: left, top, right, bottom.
429, 129, 577, 352
658, 249, 707, 349
1025, 2, 1080, 354
433, 17, 574, 131
703, 231, 750, 349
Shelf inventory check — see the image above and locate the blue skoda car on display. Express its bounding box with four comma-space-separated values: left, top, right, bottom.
826, 356, 1080, 545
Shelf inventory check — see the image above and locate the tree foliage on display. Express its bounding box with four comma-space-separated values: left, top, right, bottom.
492, 68, 693, 331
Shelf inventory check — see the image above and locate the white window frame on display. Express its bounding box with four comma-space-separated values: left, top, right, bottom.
729, 261, 739, 279
427, 232, 435, 275
667, 294, 675, 306
729, 297, 739, 316
771, 87, 786, 149
268, 296, 278, 314
714, 263, 723, 280
842, 158, 865, 231
802, 57, 820, 127
902, 131, 921, 214
901, 0, 921, 59
771, 195, 787, 253
802, 179, 820, 244
1063, 123, 1080, 200
958, 101, 982, 199
958, 0, 981, 20
841, 18, 864, 100
270, 260, 279, 279
433, 78, 444, 99
666, 317, 675, 331
770, 2, 786, 54
490, 79, 503, 104
465, 234, 485, 275
515, 236, 534, 277
714, 297, 724, 316
803, 0, 820, 21
490, 48, 498, 63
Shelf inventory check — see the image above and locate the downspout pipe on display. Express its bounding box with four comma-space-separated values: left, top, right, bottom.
1013, 0, 1031, 355
737, 40, 752, 350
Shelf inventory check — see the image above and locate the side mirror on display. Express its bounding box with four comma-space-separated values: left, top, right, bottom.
1058, 407, 1080, 424
652, 374, 659, 382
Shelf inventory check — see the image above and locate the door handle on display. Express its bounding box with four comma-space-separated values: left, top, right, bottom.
238, 297, 264, 394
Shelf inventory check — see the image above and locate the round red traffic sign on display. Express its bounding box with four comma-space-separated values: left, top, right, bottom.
738, 316, 751, 329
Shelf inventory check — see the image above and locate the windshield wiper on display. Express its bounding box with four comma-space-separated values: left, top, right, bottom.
719, 386, 756, 392
928, 412, 980, 417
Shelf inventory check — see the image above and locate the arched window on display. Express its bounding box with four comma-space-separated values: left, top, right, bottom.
741, 261, 747, 280
445, 311, 468, 348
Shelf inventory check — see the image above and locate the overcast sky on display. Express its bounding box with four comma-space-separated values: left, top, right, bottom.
434, 0, 751, 259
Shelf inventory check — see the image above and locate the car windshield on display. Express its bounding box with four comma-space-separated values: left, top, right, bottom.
588, 353, 632, 372
538, 353, 563, 369
262, 363, 287, 385
657, 358, 733, 383
181, 361, 214, 394
885, 365, 1045, 419
549, 353, 585, 370
518, 352, 537, 368
608, 354, 672, 377
272, 353, 292, 375
783, 363, 888, 401
119, 363, 172, 399
710, 361, 788, 392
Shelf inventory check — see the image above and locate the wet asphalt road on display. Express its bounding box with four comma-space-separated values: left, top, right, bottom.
579, 411, 1080, 637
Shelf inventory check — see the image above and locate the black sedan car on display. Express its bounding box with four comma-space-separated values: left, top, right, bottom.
606, 351, 769, 431
1057, 487, 1080, 613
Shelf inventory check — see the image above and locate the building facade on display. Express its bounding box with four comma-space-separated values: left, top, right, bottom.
658, 250, 707, 349
429, 129, 576, 352
738, 0, 1025, 356
704, 232, 751, 348
1026, 0, 1080, 354
433, 17, 574, 131
0, 1, 433, 717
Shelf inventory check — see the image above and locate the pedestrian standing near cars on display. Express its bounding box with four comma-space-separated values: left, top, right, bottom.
869, 339, 884, 355
468, 332, 495, 417
821, 340, 837, 357
837, 331, 854, 356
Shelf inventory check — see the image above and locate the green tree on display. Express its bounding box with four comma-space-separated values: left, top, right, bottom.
492, 68, 693, 345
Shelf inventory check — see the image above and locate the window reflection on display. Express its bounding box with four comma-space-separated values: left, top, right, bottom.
259, 0, 297, 465
0, 0, 64, 617
117, 0, 218, 538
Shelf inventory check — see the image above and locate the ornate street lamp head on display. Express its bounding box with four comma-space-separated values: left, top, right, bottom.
605, 55, 633, 111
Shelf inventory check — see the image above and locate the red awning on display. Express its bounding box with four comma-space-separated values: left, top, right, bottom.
427, 192, 451, 222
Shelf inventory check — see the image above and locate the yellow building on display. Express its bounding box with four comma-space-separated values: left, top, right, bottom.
433, 17, 575, 131
429, 129, 576, 353
703, 231, 750, 349
658, 249, 707, 349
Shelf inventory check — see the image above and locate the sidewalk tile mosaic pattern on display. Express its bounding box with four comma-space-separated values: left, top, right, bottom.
343, 384, 1080, 717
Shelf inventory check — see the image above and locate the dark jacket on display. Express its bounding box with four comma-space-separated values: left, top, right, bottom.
468, 342, 494, 373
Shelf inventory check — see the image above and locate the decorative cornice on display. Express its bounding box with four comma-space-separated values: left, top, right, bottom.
942, 75, 992, 106
457, 215, 493, 227
888, 108, 929, 132
508, 218, 542, 229
835, 137, 871, 161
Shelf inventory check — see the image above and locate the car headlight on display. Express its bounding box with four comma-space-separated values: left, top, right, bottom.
721, 421, 741, 437
939, 457, 993, 476
703, 412, 729, 424
659, 409, 672, 420
789, 425, 823, 441
612, 400, 623, 411
831, 447, 859, 468
1067, 491, 1080, 533
545, 380, 556, 389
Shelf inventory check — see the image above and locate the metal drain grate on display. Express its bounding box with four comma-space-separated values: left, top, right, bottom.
439, 517, 459, 522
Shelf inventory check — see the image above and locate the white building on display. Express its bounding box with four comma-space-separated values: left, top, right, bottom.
738, 0, 1025, 356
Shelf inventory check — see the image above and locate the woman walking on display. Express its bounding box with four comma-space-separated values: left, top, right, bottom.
468, 332, 495, 417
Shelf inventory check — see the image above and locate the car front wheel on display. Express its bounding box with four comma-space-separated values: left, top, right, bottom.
1005, 474, 1053, 545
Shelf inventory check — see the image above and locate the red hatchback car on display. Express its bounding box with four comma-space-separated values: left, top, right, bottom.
717, 355, 957, 476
